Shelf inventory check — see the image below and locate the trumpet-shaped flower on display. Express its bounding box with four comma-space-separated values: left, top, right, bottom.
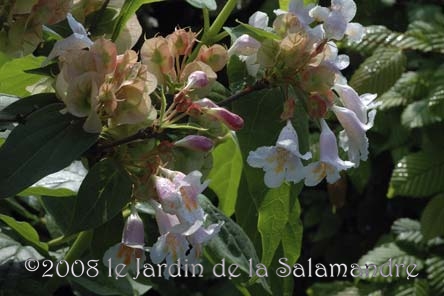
304, 119, 354, 186
332, 105, 374, 166
333, 83, 378, 125
103, 206, 146, 274
247, 120, 312, 188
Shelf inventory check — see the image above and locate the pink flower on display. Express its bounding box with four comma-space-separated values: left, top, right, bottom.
195, 98, 244, 131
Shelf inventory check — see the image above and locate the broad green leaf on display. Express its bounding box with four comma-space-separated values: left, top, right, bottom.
0, 232, 48, 295
258, 183, 290, 268
111, 0, 165, 41
389, 279, 429, 296
350, 47, 406, 95
186, 0, 217, 10
281, 184, 303, 264
233, 88, 284, 250
428, 86, 444, 117
378, 71, 430, 110
346, 22, 444, 54
1, 92, 59, 127
0, 55, 46, 97
401, 100, 442, 128
19, 161, 87, 197
208, 133, 243, 216
200, 194, 271, 294
426, 256, 444, 295
0, 104, 99, 198
0, 214, 48, 255
421, 194, 444, 240
391, 218, 427, 251
41, 195, 76, 235
68, 159, 132, 234
358, 242, 424, 283
388, 152, 444, 198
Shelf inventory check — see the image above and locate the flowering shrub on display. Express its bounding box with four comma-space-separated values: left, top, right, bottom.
0, 0, 444, 295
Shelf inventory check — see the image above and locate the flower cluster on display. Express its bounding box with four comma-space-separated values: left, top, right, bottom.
141, 27, 227, 93
0, 0, 72, 57
151, 168, 222, 278
52, 15, 157, 133
242, 0, 376, 188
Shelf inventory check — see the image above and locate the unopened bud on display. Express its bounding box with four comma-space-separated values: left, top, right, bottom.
174, 135, 214, 152
205, 107, 244, 131
121, 206, 144, 249
185, 71, 209, 89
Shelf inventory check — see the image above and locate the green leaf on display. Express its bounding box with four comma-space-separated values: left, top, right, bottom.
0, 214, 48, 255
281, 184, 303, 264
233, 88, 284, 250
111, 0, 165, 41
358, 242, 424, 283
0, 104, 98, 198
2, 93, 59, 116
68, 159, 132, 234
349, 47, 406, 95
208, 133, 243, 216
0, 55, 46, 97
428, 86, 444, 117
258, 183, 290, 268
0, 232, 48, 294
390, 279, 429, 296
426, 256, 444, 295
186, 0, 217, 10
391, 218, 427, 253
378, 71, 430, 110
401, 100, 442, 128
237, 22, 282, 42
18, 161, 87, 197
41, 195, 76, 235
200, 194, 271, 294
421, 194, 444, 240
388, 151, 444, 198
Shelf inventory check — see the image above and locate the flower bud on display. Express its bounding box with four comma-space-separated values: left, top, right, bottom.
205, 107, 244, 131
228, 34, 261, 57
174, 135, 214, 152
122, 206, 144, 249
185, 71, 209, 89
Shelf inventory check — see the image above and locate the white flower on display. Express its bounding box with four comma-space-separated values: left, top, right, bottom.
304, 119, 354, 186
333, 83, 378, 125
247, 120, 312, 188
309, 0, 363, 41
47, 13, 93, 61
332, 105, 374, 166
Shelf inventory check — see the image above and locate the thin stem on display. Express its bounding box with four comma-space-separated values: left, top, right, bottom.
204, 0, 237, 43
218, 80, 270, 106
47, 234, 77, 249
203, 8, 210, 33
